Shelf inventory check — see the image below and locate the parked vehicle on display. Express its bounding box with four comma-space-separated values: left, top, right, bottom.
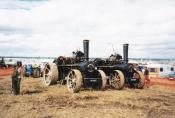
167, 73, 175, 80
43, 40, 107, 93
146, 64, 174, 78
93, 44, 145, 89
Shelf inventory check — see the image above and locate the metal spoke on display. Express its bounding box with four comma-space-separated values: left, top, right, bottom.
116, 74, 120, 81
45, 67, 50, 73
69, 71, 74, 78
45, 73, 49, 76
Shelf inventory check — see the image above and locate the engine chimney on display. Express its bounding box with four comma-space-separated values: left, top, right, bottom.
83, 40, 89, 61
123, 44, 129, 63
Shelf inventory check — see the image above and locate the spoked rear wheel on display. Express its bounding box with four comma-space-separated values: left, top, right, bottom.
67, 69, 82, 93
109, 70, 125, 90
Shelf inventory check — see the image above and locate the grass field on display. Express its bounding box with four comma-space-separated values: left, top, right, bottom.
0, 76, 175, 118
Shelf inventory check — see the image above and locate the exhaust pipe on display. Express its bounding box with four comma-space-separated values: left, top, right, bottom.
123, 44, 129, 63
83, 40, 89, 61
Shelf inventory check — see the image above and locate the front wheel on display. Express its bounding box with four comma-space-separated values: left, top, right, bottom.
43, 63, 58, 86
98, 70, 107, 90
133, 71, 145, 89
67, 69, 83, 93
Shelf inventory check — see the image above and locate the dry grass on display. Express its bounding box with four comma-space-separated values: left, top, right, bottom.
0, 76, 175, 118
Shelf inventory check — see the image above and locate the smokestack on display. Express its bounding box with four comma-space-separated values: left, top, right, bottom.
83, 40, 89, 61
123, 44, 129, 63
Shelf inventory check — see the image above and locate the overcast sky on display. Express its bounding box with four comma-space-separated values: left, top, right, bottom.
0, 0, 175, 58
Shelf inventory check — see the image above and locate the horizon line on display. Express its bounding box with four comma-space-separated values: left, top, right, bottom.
1, 56, 175, 60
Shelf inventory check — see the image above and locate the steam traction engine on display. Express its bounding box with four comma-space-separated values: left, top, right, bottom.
43, 40, 107, 93
94, 44, 145, 89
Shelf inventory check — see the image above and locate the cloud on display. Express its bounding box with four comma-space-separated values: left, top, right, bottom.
0, 0, 49, 10
0, 26, 32, 35
0, 0, 175, 58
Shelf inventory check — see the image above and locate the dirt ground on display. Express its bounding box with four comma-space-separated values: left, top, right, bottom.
150, 78, 175, 89
0, 76, 175, 118
0, 68, 13, 79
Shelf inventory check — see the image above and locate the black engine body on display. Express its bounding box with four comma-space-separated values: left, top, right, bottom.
93, 44, 140, 86
52, 41, 103, 88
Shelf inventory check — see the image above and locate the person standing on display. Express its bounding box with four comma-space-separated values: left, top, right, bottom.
12, 64, 18, 95
11, 61, 22, 95
144, 67, 150, 86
